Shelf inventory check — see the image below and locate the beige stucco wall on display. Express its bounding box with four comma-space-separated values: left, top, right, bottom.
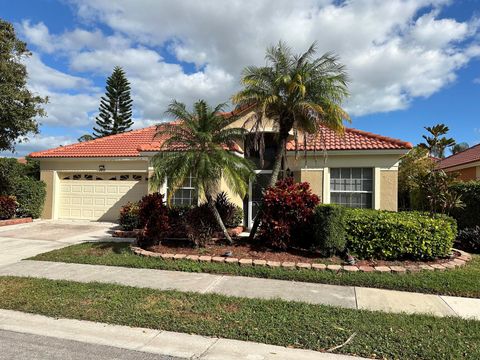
299, 169, 323, 202
380, 170, 398, 211
40, 170, 55, 219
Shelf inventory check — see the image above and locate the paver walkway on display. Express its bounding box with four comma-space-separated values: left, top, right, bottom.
1, 260, 479, 320
0, 309, 364, 360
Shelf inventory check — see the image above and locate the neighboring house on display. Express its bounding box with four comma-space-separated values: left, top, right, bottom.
29, 110, 412, 226
437, 144, 480, 181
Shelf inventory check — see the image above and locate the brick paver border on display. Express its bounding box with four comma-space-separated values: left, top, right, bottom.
130, 245, 473, 274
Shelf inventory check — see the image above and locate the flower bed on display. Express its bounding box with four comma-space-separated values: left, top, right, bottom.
131, 241, 472, 273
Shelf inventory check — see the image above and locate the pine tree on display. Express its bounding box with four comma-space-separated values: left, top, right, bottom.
93, 66, 133, 138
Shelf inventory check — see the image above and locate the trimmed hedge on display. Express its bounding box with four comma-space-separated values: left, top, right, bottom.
449, 181, 480, 229
344, 209, 457, 260
119, 202, 140, 231
312, 204, 346, 255
14, 177, 46, 218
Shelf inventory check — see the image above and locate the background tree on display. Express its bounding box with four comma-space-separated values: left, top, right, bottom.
397, 146, 435, 210
93, 66, 133, 138
232, 41, 349, 239
0, 19, 47, 152
418, 124, 455, 158
451, 142, 469, 155
78, 134, 94, 142
150, 100, 254, 244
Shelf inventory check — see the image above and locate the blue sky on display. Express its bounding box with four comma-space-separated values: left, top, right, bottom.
1, 0, 479, 157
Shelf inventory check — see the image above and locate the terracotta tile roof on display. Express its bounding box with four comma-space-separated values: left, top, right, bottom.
286, 126, 412, 151
29, 126, 159, 158
437, 143, 480, 170
29, 122, 412, 159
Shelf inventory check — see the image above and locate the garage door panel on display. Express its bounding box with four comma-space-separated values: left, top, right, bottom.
59, 174, 147, 221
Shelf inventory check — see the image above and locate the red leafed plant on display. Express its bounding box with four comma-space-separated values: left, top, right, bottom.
137, 193, 170, 247
258, 177, 320, 249
0, 195, 17, 220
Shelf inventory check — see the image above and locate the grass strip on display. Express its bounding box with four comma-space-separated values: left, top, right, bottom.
30, 242, 480, 298
0, 276, 479, 359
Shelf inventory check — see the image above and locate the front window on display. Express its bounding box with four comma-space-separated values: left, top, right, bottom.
330, 168, 373, 208
168, 175, 197, 206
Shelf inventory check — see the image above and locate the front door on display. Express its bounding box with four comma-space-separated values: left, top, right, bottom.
247, 171, 272, 229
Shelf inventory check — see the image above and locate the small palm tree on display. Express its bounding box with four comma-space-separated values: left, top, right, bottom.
150, 100, 254, 244
419, 124, 456, 158
232, 41, 350, 238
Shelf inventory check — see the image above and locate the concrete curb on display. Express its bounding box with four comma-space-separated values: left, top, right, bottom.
0, 309, 364, 360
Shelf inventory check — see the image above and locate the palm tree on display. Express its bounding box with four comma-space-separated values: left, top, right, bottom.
150, 100, 254, 244
232, 41, 350, 239
419, 124, 456, 158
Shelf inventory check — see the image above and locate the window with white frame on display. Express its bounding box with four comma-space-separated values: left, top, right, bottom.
330, 168, 373, 208
168, 175, 197, 206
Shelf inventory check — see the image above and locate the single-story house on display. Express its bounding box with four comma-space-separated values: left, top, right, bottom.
437, 144, 480, 181
29, 109, 412, 227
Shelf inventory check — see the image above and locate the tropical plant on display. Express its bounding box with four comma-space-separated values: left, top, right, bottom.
150, 100, 254, 244
451, 142, 469, 155
93, 66, 133, 138
232, 41, 349, 238
0, 19, 47, 152
418, 170, 464, 215
418, 124, 455, 158
398, 146, 436, 210
257, 177, 320, 250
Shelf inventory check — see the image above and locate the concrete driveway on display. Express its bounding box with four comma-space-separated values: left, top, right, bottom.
0, 220, 118, 267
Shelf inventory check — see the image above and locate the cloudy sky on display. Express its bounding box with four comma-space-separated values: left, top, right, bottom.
1, 0, 479, 157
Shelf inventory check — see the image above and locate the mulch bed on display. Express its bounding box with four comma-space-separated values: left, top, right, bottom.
147, 238, 457, 266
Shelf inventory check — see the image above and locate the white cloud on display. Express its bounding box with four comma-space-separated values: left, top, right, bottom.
0, 134, 75, 158
66, 0, 480, 116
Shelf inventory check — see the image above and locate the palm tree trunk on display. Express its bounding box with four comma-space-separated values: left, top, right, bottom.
248, 136, 287, 241
207, 193, 233, 244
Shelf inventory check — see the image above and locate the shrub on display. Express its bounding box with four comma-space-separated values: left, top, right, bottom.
119, 202, 140, 231
137, 193, 169, 247
258, 178, 320, 250
0, 196, 17, 220
312, 204, 346, 255
215, 192, 243, 228
449, 181, 480, 229
0, 158, 25, 195
14, 177, 46, 218
456, 226, 480, 254
345, 209, 457, 260
185, 203, 216, 247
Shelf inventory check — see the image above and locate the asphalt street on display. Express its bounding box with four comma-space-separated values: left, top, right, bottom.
0, 329, 184, 360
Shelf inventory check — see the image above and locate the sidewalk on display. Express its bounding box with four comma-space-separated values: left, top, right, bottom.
0, 309, 363, 360
0, 260, 479, 319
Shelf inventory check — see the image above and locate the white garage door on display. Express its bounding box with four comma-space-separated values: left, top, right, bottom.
58, 173, 148, 221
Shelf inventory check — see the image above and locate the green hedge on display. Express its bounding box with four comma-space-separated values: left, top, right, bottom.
449, 181, 480, 229
14, 177, 46, 218
344, 209, 457, 260
312, 204, 346, 255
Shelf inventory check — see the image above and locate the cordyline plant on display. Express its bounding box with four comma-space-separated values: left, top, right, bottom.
150, 100, 254, 244
258, 177, 320, 249
232, 41, 350, 239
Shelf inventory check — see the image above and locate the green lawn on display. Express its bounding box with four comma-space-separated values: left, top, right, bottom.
30, 242, 480, 298
0, 276, 478, 359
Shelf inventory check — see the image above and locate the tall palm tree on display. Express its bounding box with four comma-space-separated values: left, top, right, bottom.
150, 100, 254, 244
232, 41, 350, 239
